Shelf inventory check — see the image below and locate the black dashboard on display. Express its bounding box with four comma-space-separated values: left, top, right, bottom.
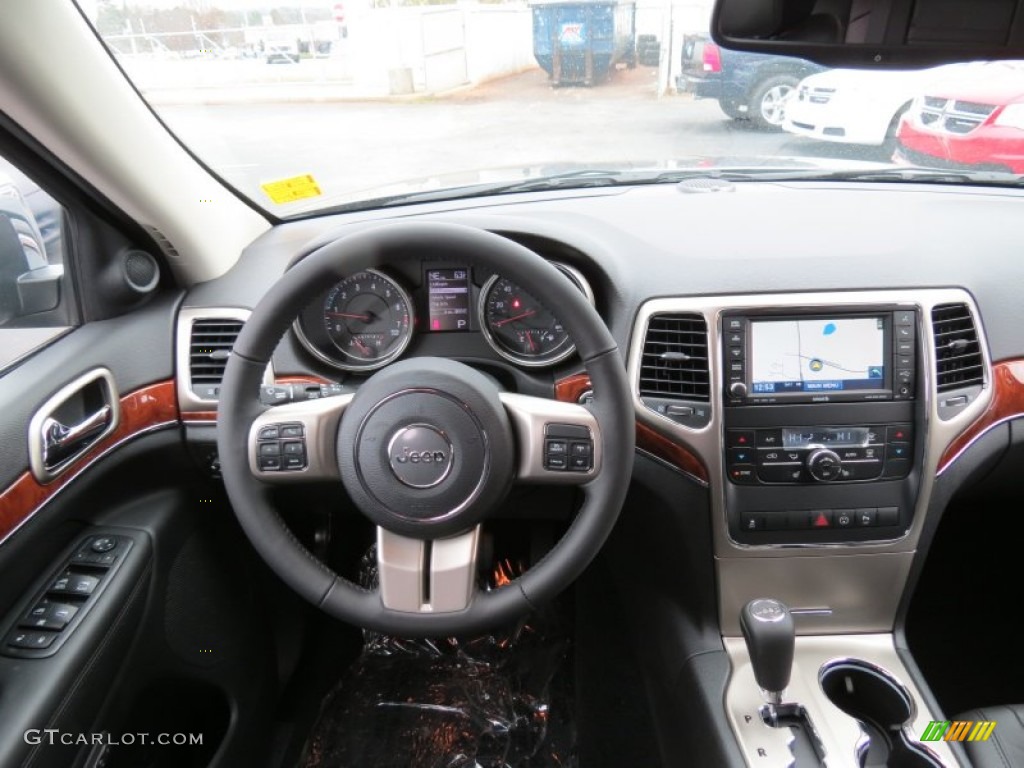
168, 178, 1024, 768
178, 180, 1024, 632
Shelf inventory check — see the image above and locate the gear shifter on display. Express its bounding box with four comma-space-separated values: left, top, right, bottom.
740, 598, 795, 705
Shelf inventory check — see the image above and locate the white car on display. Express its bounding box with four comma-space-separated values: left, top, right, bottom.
783, 65, 964, 146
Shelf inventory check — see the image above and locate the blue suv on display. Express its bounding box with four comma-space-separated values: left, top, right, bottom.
678, 34, 826, 130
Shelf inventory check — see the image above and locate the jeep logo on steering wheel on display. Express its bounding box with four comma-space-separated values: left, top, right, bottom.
386, 424, 454, 488
393, 447, 447, 464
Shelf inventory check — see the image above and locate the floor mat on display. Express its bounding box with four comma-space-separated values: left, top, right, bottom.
299, 557, 576, 768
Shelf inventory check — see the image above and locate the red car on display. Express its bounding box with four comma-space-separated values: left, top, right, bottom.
895, 62, 1024, 173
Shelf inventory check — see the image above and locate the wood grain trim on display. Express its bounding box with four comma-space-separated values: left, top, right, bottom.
554, 373, 709, 483
276, 375, 332, 386
0, 379, 179, 544
184, 376, 333, 422
938, 359, 1024, 473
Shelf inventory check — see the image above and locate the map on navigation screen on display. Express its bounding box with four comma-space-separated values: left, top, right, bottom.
749, 317, 885, 394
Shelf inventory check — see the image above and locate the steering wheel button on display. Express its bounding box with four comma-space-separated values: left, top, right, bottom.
282, 441, 305, 456
283, 455, 306, 471
545, 423, 590, 440
280, 424, 304, 438
258, 426, 280, 440
546, 439, 568, 456
545, 454, 568, 471
258, 456, 282, 471
570, 441, 592, 458
259, 442, 281, 457
569, 455, 592, 471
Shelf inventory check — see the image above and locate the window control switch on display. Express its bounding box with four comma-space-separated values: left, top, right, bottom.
20, 601, 79, 631
7, 630, 58, 650
48, 572, 100, 597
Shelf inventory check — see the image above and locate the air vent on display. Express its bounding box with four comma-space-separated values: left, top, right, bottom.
189, 319, 244, 398
932, 303, 984, 392
640, 313, 710, 401
144, 225, 181, 263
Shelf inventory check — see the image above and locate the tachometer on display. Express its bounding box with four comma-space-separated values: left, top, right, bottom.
480, 263, 592, 367
317, 270, 413, 370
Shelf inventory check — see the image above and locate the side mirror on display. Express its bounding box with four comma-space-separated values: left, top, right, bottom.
17, 263, 64, 317
0, 211, 59, 325
711, 0, 1024, 68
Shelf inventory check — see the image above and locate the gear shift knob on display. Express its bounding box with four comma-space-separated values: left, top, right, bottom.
740, 598, 795, 704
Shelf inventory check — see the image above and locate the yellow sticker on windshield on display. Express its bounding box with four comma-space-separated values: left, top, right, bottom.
261, 174, 322, 204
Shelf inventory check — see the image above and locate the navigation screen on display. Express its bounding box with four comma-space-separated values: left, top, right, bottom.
426, 268, 471, 332
749, 317, 886, 394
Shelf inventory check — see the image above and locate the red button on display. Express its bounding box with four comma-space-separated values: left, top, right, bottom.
727, 430, 756, 448
812, 512, 832, 528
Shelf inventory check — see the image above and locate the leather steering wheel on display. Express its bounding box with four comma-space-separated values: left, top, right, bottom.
217, 222, 634, 636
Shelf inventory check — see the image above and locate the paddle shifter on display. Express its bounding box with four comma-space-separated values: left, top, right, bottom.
740, 598, 795, 705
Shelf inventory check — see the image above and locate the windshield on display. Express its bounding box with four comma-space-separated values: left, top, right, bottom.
82, 2, 1024, 216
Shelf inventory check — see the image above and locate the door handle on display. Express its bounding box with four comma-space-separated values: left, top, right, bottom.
28, 368, 120, 483
41, 405, 112, 469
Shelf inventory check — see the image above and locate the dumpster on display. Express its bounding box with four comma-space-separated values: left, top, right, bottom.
530, 0, 636, 86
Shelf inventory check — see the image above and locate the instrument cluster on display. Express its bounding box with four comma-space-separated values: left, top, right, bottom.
293, 261, 594, 372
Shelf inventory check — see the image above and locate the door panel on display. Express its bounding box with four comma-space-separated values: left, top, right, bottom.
0, 296, 179, 767
0, 290, 281, 768
0, 294, 179, 496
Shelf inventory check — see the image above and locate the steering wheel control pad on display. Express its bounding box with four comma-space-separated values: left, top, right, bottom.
338, 358, 514, 539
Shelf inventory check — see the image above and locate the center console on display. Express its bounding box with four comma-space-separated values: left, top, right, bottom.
628, 289, 992, 767
721, 306, 921, 545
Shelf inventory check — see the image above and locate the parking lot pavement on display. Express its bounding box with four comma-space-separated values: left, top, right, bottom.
158, 67, 886, 210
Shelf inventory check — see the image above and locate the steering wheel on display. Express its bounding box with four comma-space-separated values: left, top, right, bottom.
217, 222, 634, 636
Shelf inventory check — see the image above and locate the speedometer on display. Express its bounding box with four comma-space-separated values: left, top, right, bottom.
480, 263, 592, 367
317, 270, 413, 370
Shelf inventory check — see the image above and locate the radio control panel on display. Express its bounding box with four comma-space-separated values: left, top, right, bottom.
725, 424, 912, 486
720, 303, 922, 545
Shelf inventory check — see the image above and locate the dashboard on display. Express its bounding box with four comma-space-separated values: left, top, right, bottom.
167, 179, 1024, 767
177, 180, 1024, 639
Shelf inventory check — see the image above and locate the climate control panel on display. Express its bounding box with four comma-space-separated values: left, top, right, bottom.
725, 424, 913, 486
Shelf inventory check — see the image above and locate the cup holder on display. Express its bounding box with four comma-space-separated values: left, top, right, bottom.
819, 660, 944, 768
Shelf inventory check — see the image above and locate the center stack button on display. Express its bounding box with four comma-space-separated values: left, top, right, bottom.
806, 448, 842, 481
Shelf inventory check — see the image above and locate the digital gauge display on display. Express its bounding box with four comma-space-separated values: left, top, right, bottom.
782, 427, 871, 448
426, 268, 471, 332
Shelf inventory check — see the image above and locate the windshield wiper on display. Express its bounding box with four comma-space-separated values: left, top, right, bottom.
660, 167, 1023, 186
323, 165, 1022, 214
358, 167, 834, 209
364, 169, 634, 209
